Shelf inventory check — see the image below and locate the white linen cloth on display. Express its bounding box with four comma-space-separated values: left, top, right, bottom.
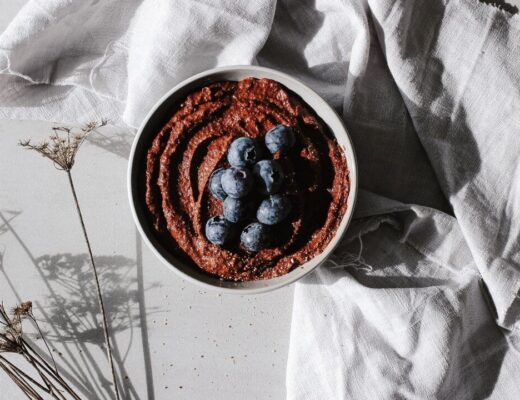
1, 0, 520, 398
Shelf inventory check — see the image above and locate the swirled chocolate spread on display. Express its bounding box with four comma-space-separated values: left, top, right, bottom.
144, 77, 350, 281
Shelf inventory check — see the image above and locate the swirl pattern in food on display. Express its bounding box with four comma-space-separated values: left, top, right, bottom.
144, 77, 350, 281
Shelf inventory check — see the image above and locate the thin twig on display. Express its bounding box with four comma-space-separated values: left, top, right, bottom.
0, 361, 41, 400
0, 354, 49, 393
27, 312, 58, 373
23, 336, 83, 399
1, 301, 84, 400
66, 170, 120, 400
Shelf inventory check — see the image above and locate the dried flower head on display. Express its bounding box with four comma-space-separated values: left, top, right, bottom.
13, 301, 32, 317
19, 120, 107, 171
0, 302, 26, 354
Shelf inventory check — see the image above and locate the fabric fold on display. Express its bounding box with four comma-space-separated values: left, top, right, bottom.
288, 191, 520, 400
368, 0, 520, 331
0, 0, 277, 127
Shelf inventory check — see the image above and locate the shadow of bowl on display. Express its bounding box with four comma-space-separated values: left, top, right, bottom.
128, 65, 358, 294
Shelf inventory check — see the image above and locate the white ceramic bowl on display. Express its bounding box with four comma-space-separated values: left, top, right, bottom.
128, 65, 358, 294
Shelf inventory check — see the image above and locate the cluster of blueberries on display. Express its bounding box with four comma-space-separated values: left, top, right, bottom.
205, 124, 295, 252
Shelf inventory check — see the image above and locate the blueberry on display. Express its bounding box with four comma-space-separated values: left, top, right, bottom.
253, 160, 284, 195
240, 222, 271, 252
223, 197, 253, 223
221, 167, 253, 198
265, 125, 295, 154
209, 168, 227, 200
256, 194, 292, 225
205, 216, 232, 246
227, 137, 261, 167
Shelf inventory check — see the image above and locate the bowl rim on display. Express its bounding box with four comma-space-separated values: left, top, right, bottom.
127, 65, 358, 294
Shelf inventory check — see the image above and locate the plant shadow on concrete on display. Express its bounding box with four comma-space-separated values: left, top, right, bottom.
0, 210, 161, 400
36, 252, 160, 400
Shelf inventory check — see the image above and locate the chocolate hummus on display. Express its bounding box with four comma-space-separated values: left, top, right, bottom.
144, 77, 350, 281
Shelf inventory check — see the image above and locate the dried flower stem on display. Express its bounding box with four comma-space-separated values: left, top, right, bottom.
18, 121, 121, 400
66, 169, 120, 400
0, 303, 83, 400
27, 311, 58, 373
